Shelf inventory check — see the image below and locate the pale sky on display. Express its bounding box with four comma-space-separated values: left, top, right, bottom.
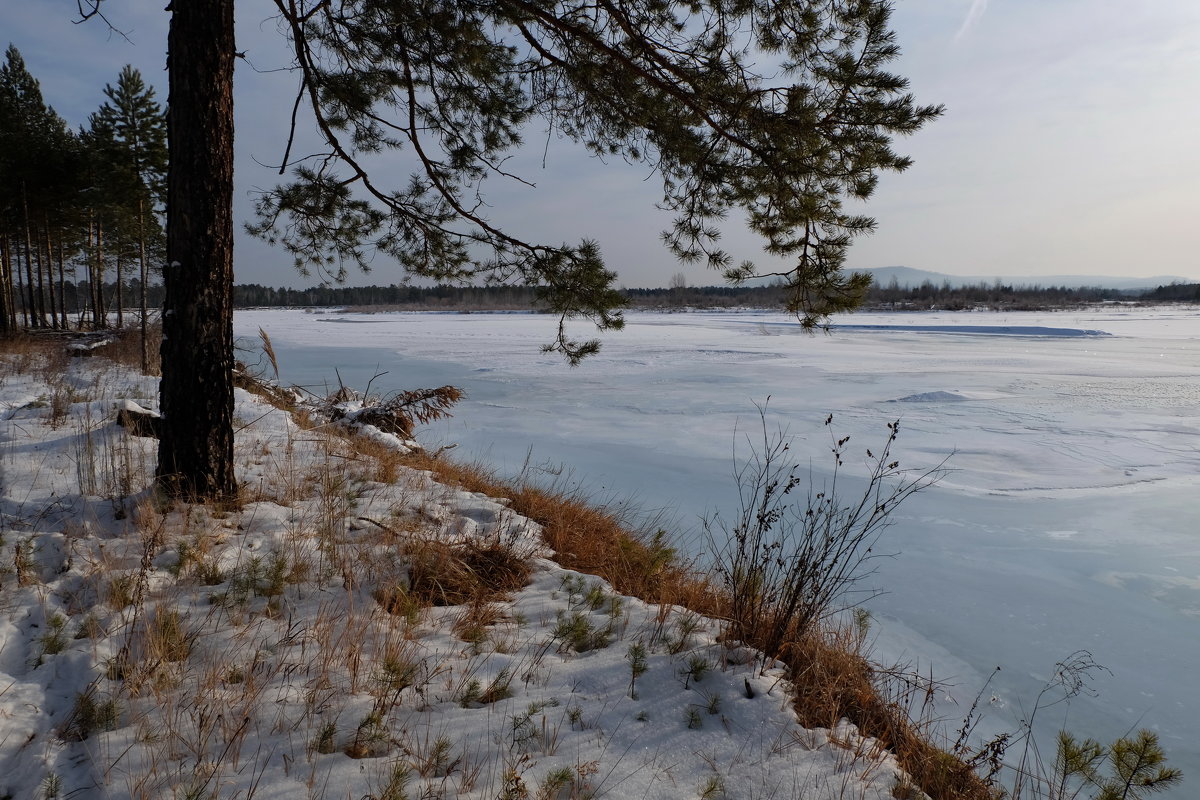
6, 0, 1200, 288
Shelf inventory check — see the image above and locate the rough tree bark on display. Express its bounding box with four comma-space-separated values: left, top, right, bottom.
138, 196, 148, 372
92, 219, 105, 328
156, 0, 237, 500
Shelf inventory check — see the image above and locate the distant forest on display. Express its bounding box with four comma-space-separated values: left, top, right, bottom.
231, 278, 1200, 313
14, 277, 1200, 323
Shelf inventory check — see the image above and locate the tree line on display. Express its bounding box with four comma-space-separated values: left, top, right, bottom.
863, 279, 1134, 310
1143, 282, 1200, 303
230, 279, 1186, 312
230, 282, 790, 309
0, 45, 166, 368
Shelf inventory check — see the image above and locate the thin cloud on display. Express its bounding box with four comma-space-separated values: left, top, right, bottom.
954, 0, 990, 42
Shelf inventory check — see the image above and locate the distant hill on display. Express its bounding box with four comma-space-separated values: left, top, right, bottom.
858, 266, 1193, 292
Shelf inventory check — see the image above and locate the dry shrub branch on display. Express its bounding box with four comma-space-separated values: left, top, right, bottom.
707, 410, 944, 663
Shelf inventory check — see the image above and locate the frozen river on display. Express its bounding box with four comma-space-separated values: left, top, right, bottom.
235, 305, 1200, 792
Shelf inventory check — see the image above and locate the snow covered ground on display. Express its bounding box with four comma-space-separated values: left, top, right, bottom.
237, 305, 1200, 795
0, 343, 909, 799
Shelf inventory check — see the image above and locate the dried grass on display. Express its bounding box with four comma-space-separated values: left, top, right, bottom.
396, 448, 991, 800
102, 325, 162, 376
787, 628, 994, 800
397, 451, 718, 613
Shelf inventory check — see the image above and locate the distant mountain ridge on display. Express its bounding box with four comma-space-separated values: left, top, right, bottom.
857, 266, 1194, 292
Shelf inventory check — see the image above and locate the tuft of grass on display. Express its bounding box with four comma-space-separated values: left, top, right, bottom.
786, 626, 993, 800
679, 654, 710, 689
107, 573, 137, 609
373, 638, 422, 706
374, 584, 424, 624
40, 772, 63, 800
665, 612, 703, 655
537, 766, 575, 800
452, 600, 503, 645
74, 613, 104, 640
552, 610, 611, 653
37, 614, 70, 663
457, 678, 483, 708
376, 761, 411, 800
479, 668, 515, 705
396, 451, 715, 612
699, 774, 726, 800
62, 691, 122, 741
15, 537, 39, 586
147, 608, 191, 663
389, 535, 532, 610
415, 735, 457, 778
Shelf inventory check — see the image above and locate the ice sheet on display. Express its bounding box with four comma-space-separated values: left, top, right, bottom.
237, 305, 1200, 793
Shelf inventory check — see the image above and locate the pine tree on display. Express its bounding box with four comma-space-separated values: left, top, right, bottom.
0, 45, 80, 331
81, 0, 941, 500
1095, 731, 1182, 800
88, 65, 167, 364
252, 0, 940, 342
1052, 729, 1182, 800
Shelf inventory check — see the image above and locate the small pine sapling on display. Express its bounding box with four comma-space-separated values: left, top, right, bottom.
311, 720, 338, 755
1095, 730, 1182, 800
626, 641, 648, 699
679, 654, 709, 689
699, 774, 726, 800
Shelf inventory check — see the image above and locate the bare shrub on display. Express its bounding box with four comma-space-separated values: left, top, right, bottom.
707, 409, 943, 662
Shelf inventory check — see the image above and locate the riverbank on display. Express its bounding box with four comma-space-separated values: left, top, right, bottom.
0, 333, 946, 800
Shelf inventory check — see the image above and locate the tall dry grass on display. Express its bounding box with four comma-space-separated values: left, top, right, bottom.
397, 450, 717, 613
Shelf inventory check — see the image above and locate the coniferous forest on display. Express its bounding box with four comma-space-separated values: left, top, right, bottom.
0, 47, 165, 367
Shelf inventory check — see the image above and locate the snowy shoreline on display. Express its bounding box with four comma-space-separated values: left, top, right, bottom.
0, 343, 915, 799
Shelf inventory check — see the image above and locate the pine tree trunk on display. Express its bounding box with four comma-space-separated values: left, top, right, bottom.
139, 197, 149, 372
56, 232, 68, 330
0, 234, 11, 336
42, 218, 58, 330
157, 0, 237, 500
93, 219, 106, 328
115, 252, 124, 329
33, 222, 47, 329
14, 233, 27, 330
21, 186, 37, 329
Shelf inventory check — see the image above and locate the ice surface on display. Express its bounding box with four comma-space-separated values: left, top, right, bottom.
238, 305, 1200, 794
